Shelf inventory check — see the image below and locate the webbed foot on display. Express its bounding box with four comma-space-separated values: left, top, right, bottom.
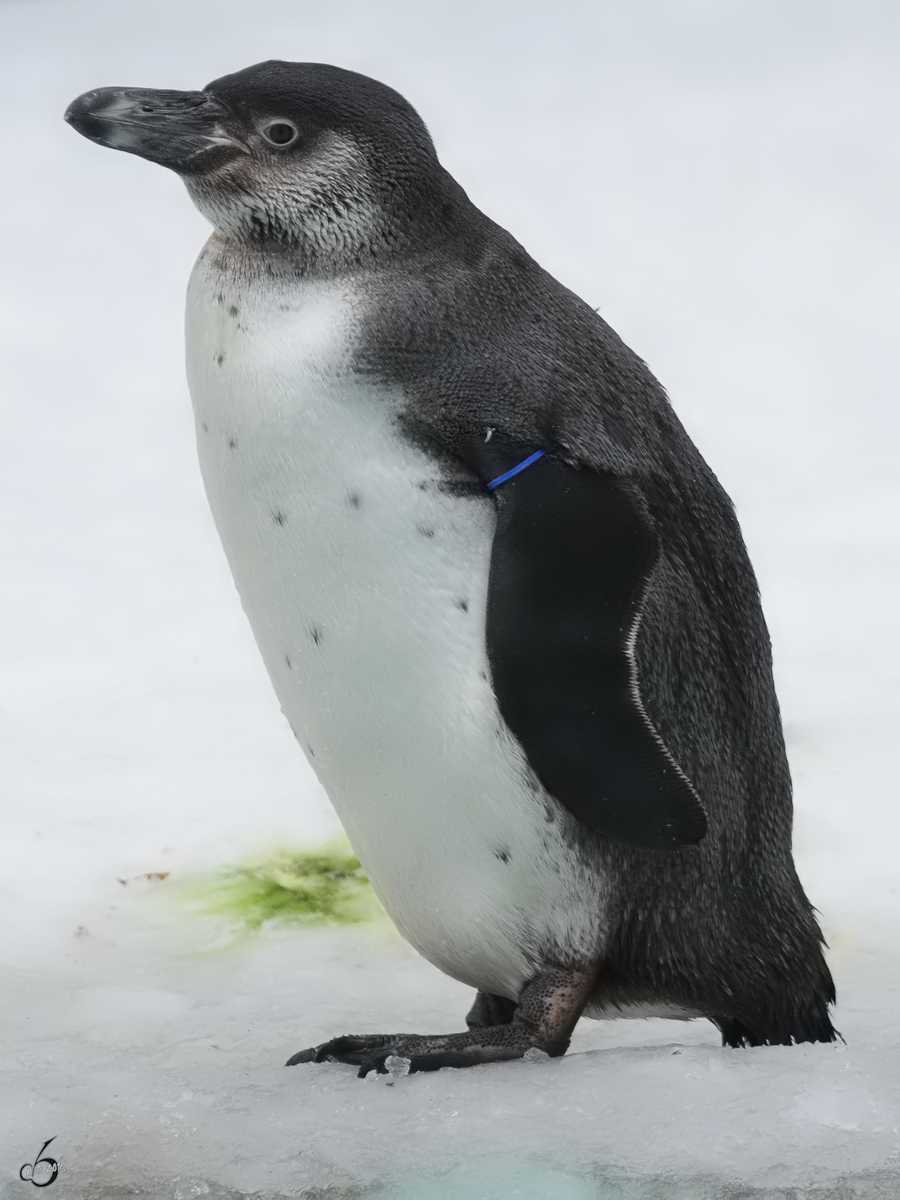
285, 966, 595, 1076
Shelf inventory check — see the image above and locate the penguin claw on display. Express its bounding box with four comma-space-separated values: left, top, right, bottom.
284, 1046, 318, 1065
285, 1033, 395, 1067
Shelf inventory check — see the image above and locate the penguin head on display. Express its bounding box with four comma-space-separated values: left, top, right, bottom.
65, 61, 446, 253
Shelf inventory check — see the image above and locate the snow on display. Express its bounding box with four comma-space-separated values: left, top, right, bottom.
2, 0, 899, 1196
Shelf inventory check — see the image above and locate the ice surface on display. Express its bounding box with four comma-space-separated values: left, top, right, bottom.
3, 902, 900, 1198
2, 0, 900, 1196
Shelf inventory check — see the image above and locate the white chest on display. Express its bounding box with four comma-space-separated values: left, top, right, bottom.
184, 244, 605, 997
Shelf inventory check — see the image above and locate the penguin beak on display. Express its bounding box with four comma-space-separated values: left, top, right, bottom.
64, 87, 247, 173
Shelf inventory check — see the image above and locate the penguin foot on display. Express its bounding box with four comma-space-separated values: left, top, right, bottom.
285, 965, 596, 1076
286, 1031, 539, 1074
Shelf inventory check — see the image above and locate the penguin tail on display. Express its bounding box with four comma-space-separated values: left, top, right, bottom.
715, 1012, 838, 1048
713, 977, 838, 1048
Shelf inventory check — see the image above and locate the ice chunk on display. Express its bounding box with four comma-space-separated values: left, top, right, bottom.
384, 1054, 412, 1080
522, 1046, 551, 1063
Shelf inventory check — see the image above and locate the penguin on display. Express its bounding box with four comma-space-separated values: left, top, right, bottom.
65, 61, 836, 1075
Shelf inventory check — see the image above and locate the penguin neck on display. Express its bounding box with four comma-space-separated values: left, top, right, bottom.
190, 166, 478, 282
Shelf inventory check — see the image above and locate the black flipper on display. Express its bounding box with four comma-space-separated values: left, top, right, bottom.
485, 452, 707, 850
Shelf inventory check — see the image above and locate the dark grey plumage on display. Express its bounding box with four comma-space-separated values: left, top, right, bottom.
356, 181, 834, 1046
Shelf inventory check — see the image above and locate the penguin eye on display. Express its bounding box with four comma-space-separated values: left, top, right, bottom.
261, 120, 299, 148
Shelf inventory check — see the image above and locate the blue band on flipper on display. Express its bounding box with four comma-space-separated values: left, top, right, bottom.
486, 449, 547, 491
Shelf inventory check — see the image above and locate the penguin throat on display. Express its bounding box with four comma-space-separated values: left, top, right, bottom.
182, 135, 386, 266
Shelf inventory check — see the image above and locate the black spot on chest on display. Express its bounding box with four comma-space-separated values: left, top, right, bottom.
273, 510, 287, 526
309, 625, 322, 646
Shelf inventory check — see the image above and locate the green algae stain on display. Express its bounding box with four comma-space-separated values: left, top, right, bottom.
192, 844, 382, 932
